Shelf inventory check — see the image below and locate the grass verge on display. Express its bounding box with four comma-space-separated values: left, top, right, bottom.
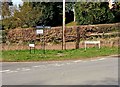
2, 47, 118, 62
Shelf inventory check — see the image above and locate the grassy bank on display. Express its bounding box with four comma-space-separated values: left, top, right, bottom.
2, 47, 118, 62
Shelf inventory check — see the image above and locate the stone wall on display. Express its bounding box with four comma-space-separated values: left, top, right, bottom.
5, 23, 120, 44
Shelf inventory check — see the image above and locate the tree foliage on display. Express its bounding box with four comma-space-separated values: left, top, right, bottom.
2, 2, 120, 29
1, 2, 13, 19
2, 2, 64, 29
75, 2, 120, 25
13, 2, 40, 28
31, 2, 63, 26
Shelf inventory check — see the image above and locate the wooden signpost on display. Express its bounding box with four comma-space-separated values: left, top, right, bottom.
29, 40, 35, 54
36, 25, 51, 54
84, 41, 101, 50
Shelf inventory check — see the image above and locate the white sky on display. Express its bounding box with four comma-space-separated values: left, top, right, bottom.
12, 0, 23, 6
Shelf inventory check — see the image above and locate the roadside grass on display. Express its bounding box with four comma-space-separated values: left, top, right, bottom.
2, 46, 118, 62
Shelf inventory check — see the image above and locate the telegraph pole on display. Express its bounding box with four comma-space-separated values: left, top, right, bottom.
73, 4, 76, 22
108, 0, 115, 9
62, 0, 66, 50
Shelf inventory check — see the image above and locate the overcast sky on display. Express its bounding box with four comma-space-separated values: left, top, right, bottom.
12, 0, 23, 6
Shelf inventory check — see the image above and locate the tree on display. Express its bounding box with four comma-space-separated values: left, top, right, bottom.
13, 2, 63, 27
1, 1, 13, 19
13, 2, 37, 27
30, 2, 63, 26
65, 2, 75, 24
75, 2, 116, 25
111, 2, 120, 22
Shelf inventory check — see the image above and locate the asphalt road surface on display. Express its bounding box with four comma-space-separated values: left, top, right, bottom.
1, 56, 119, 85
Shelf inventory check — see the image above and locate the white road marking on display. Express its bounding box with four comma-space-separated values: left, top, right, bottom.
21, 68, 31, 71
1, 58, 108, 74
73, 60, 82, 63
6, 70, 18, 73
90, 59, 99, 61
0, 70, 10, 73
55, 64, 61, 66
33, 65, 41, 68
55, 64, 64, 66
98, 58, 106, 60
66, 63, 71, 65
32, 65, 46, 68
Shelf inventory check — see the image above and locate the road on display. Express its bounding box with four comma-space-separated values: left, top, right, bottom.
1, 56, 119, 85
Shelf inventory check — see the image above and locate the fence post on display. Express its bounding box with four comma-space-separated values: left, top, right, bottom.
76, 27, 80, 49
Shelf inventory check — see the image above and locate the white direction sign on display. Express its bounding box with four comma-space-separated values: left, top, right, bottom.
29, 44, 35, 48
36, 30, 43, 34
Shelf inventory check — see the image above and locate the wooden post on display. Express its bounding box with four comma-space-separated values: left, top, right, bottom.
85, 43, 86, 50
34, 45, 35, 53
43, 26, 45, 54
30, 47, 31, 54
62, 0, 66, 50
76, 27, 80, 49
99, 42, 100, 49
